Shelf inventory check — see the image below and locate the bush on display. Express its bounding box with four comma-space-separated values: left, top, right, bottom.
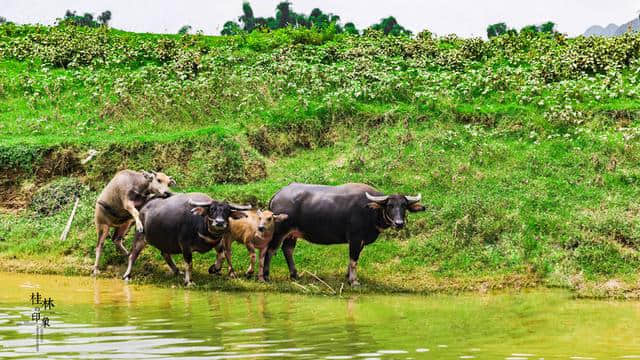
29, 177, 87, 216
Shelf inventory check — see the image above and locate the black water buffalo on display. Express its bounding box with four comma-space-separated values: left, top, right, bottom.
266, 183, 425, 286
122, 193, 250, 286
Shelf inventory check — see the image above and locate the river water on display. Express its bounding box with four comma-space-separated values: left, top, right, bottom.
1, 272, 640, 359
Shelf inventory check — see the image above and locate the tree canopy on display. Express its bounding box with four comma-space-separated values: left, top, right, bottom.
97, 11, 112, 26
487, 22, 510, 38
178, 25, 192, 35
62, 10, 112, 27
223, 2, 359, 35
370, 16, 411, 36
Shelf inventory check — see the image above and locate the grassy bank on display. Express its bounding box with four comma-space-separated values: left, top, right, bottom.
2, 23, 640, 298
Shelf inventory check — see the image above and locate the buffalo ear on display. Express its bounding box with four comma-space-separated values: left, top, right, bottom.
191, 207, 207, 216
230, 210, 248, 219
366, 202, 382, 209
408, 203, 426, 212
274, 213, 289, 222
142, 171, 154, 181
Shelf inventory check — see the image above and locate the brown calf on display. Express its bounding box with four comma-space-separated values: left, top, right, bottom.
93, 170, 175, 275
211, 209, 287, 281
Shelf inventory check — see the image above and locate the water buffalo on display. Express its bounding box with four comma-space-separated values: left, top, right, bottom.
121, 193, 250, 286
267, 183, 425, 286
213, 209, 288, 280
93, 170, 175, 275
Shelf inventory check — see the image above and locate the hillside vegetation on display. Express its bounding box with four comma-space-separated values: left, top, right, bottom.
2, 23, 640, 297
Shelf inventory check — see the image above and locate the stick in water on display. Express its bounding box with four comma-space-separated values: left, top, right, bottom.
60, 195, 80, 241
301, 270, 336, 294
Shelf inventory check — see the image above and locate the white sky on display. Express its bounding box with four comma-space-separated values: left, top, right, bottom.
2, 0, 639, 37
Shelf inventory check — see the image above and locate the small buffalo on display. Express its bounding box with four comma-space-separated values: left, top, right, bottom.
267, 183, 425, 285
122, 193, 250, 286
93, 170, 175, 275
213, 209, 288, 281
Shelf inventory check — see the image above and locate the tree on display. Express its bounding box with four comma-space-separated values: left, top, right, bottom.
276, 1, 292, 28
371, 16, 411, 36
539, 21, 556, 33
239, 2, 256, 32
63, 10, 100, 27
520, 24, 539, 35
221, 21, 242, 35
344, 22, 359, 35
97, 10, 111, 26
487, 22, 508, 38
178, 25, 192, 35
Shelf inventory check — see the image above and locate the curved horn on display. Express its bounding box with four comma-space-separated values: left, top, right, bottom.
405, 194, 421, 204
365, 192, 389, 203
229, 202, 252, 211
188, 198, 213, 207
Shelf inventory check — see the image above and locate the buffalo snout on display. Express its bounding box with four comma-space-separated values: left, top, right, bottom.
393, 220, 405, 229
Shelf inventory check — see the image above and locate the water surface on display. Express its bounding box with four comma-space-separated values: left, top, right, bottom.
1, 272, 639, 359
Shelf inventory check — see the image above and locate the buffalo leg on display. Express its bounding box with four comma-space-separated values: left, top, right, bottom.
122, 231, 146, 280
208, 244, 225, 275
262, 247, 277, 282
162, 252, 180, 276
112, 221, 132, 256
245, 243, 256, 277
258, 247, 268, 282
182, 248, 195, 286
123, 200, 144, 233
282, 236, 298, 279
92, 224, 110, 276
224, 243, 237, 279
347, 240, 364, 286
262, 226, 289, 282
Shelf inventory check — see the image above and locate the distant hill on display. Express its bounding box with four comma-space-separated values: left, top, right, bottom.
584, 18, 640, 37
614, 18, 640, 36
584, 23, 619, 36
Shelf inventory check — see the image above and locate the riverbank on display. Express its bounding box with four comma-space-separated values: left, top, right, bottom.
0, 254, 541, 296
2, 254, 638, 300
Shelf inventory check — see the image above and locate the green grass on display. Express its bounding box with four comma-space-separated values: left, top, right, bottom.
2, 24, 640, 297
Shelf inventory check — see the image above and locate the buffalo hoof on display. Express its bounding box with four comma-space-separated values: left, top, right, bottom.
258, 277, 267, 283
185, 281, 195, 287
290, 272, 299, 280
228, 271, 238, 279
349, 280, 360, 287
245, 271, 254, 278
172, 270, 183, 277
208, 265, 221, 275
91, 268, 100, 277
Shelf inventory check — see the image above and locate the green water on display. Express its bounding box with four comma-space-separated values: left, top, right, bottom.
0, 272, 639, 359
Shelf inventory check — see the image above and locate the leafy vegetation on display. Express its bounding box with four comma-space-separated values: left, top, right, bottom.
1, 22, 640, 296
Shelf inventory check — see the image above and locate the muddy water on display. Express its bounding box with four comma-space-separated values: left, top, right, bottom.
1, 272, 640, 359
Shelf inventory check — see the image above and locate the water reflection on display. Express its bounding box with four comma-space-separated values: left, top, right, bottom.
1, 272, 640, 359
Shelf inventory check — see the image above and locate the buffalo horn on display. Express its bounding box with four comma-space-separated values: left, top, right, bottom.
405, 194, 422, 204
365, 192, 389, 203
188, 199, 213, 208
229, 202, 252, 211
